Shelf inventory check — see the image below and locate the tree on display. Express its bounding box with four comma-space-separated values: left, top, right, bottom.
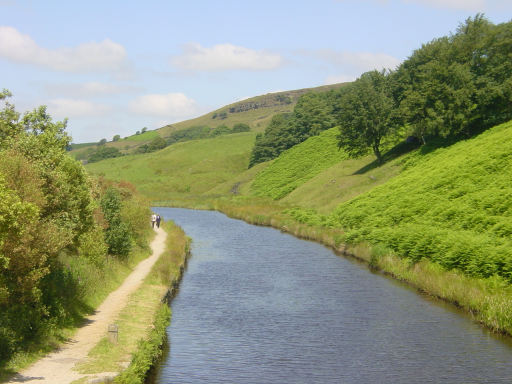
0, 91, 96, 358
337, 70, 397, 164
232, 123, 250, 133
211, 124, 231, 136
248, 113, 292, 167
113, 134, 121, 142
141, 127, 147, 133
88, 146, 122, 162
293, 92, 335, 138
0, 89, 21, 145
148, 136, 166, 151
394, 15, 512, 141
98, 138, 107, 146
248, 92, 337, 168
100, 188, 132, 257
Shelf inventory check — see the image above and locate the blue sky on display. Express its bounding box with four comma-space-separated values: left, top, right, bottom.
1, 0, 511, 143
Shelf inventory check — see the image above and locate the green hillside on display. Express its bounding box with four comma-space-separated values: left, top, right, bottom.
86, 132, 256, 201
288, 120, 512, 281
250, 128, 348, 199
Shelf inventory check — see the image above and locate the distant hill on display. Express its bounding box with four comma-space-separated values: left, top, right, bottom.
70, 83, 347, 160
157, 83, 346, 137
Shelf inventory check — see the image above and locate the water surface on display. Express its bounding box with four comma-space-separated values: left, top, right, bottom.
150, 207, 512, 383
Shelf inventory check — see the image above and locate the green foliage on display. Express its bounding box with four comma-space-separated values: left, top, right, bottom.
77, 225, 108, 267
251, 128, 347, 199
232, 123, 250, 133
395, 15, 512, 142
326, 121, 512, 281
166, 125, 211, 145
211, 124, 231, 136
337, 70, 398, 163
113, 135, 121, 142
0, 92, 101, 363
136, 137, 167, 154
88, 146, 123, 163
101, 188, 132, 257
249, 113, 292, 167
249, 91, 335, 167
0, 92, 154, 367
166, 123, 250, 147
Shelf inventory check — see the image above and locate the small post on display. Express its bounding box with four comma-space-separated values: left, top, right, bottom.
108, 324, 118, 344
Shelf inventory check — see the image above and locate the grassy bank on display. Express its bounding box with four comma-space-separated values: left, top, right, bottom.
73, 221, 190, 384
153, 196, 512, 336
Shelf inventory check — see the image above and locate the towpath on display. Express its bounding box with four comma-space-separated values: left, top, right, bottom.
6, 226, 167, 384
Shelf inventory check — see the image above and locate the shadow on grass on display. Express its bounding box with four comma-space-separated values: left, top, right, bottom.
353, 140, 421, 175
353, 133, 474, 175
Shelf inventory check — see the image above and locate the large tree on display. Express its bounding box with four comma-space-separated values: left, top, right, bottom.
337, 70, 397, 163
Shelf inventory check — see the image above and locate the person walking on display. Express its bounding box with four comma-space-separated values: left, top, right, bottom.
151, 213, 157, 228
156, 214, 161, 228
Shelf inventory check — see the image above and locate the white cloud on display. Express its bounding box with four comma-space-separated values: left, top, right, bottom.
130, 93, 199, 118
171, 43, 283, 71
47, 98, 111, 118
0, 26, 127, 72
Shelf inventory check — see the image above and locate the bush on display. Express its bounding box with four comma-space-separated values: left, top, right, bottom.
101, 188, 132, 258
88, 146, 122, 163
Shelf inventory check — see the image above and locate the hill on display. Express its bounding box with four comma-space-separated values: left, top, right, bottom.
86, 132, 256, 201
287, 120, 512, 281
158, 83, 345, 137
70, 83, 347, 161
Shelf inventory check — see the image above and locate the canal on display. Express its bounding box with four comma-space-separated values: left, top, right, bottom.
149, 207, 512, 383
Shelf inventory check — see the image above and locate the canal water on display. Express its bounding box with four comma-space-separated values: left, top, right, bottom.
150, 207, 512, 383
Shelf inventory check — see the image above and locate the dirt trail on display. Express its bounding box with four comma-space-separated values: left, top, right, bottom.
6, 226, 167, 384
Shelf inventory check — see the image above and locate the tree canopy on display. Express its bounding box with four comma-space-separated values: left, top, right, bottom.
0, 91, 151, 363
337, 70, 397, 163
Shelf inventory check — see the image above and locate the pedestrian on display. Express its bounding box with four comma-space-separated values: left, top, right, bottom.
151, 213, 156, 228
156, 214, 161, 228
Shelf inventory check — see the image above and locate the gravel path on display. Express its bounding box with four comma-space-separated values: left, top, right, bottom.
6, 226, 167, 384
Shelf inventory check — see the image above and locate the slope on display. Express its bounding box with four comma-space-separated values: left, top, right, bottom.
287, 120, 512, 281
85, 132, 256, 201
249, 128, 348, 199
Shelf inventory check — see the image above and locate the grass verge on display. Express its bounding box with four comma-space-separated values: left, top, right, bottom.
73, 221, 190, 384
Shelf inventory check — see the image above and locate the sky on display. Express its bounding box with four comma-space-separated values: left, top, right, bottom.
1, 0, 511, 143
